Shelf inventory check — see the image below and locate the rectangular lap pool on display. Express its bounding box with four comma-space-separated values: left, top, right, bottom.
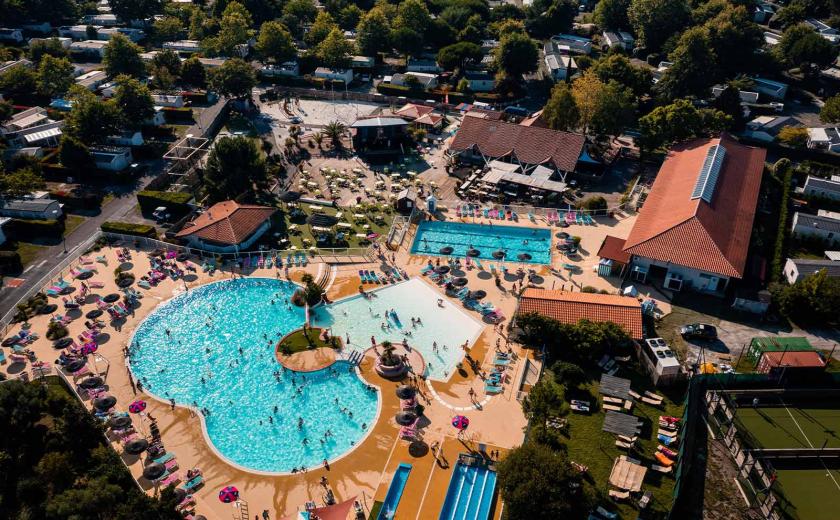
439, 457, 498, 520
411, 220, 551, 265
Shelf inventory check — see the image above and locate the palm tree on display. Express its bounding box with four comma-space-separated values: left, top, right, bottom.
379, 340, 399, 366
323, 121, 346, 150
313, 132, 324, 150
289, 125, 301, 142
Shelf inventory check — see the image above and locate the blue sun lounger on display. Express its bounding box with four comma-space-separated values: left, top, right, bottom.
181, 475, 204, 492
153, 452, 175, 464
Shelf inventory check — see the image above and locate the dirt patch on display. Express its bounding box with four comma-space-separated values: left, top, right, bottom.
703, 437, 760, 520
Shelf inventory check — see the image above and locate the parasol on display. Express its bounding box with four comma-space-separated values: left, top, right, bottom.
218, 486, 239, 503
395, 411, 418, 426
129, 400, 147, 414
143, 462, 166, 480
452, 415, 470, 430
492, 250, 506, 259
124, 438, 149, 454
439, 246, 454, 255
93, 395, 117, 411
395, 385, 416, 399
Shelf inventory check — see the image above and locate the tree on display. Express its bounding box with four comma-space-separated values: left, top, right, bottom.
821, 95, 840, 123
594, 0, 631, 31
103, 34, 145, 78
770, 270, 840, 326
153, 16, 184, 43
542, 83, 580, 131
657, 27, 717, 100
152, 49, 182, 78
395, 0, 432, 35
356, 8, 392, 56
215, 1, 254, 56
256, 21, 296, 64
0, 99, 12, 124
180, 56, 207, 87
493, 18, 526, 38
316, 28, 353, 69
497, 443, 592, 520
208, 58, 256, 98
494, 32, 538, 80
306, 11, 338, 47
64, 86, 125, 143
37, 55, 75, 98
713, 84, 746, 130
113, 75, 154, 127
522, 378, 566, 421
703, 5, 765, 78
777, 23, 836, 72
571, 72, 605, 134
628, 0, 690, 52
590, 81, 636, 137
591, 53, 652, 98
0, 167, 44, 197
109, 0, 162, 23
391, 27, 424, 59
526, 0, 577, 38
551, 361, 586, 389
203, 136, 266, 202
777, 126, 809, 148
323, 120, 346, 149
638, 98, 730, 152
437, 42, 483, 71
28, 38, 69, 62
338, 5, 363, 30
59, 134, 93, 169
0, 64, 38, 98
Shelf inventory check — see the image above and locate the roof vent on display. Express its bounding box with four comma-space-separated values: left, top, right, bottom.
691, 144, 726, 203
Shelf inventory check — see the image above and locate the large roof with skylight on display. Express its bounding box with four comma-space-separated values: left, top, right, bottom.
691, 144, 726, 203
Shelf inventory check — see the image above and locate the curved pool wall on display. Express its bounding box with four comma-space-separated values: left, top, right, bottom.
411, 220, 552, 265
129, 278, 380, 474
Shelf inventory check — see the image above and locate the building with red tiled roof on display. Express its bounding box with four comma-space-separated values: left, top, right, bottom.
622, 134, 766, 294
756, 350, 826, 376
175, 200, 277, 253
516, 289, 644, 338
394, 103, 435, 121
447, 116, 586, 180
597, 235, 631, 277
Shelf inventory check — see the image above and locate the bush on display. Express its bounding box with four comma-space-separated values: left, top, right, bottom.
7, 219, 63, 239
579, 195, 607, 213
101, 221, 157, 238
375, 82, 416, 96
46, 321, 68, 340
770, 161, 794, 281
162, 107, 194, 123
770, 270, 840, 326
0, 250, 22, 275
136, 191, 193, 215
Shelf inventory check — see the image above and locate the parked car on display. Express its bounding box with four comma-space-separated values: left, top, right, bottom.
680, 323, 717, 340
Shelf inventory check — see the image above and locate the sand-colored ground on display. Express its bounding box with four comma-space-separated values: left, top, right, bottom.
276, 347, 336, 372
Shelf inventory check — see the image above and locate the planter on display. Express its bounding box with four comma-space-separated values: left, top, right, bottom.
375, 359, 407, 379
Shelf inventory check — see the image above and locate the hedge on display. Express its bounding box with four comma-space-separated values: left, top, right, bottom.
101, 221, 158, 238
7, 218, 63, 239
136, 191, 192, 215
50, 190, 103, 210
162, 107, 195, 123
770, 160, 794, 282
0, 251, 22, 275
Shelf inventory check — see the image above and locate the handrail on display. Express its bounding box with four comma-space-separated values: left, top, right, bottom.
434, 198, 630, 216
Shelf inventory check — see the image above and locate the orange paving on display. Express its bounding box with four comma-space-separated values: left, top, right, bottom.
275, 346, 337, 372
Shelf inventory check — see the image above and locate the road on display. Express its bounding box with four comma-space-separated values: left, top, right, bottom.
0, 171, 157, 317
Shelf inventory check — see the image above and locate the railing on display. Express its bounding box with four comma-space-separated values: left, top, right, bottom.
0, 231, 375, 340
434, 199, 629, 217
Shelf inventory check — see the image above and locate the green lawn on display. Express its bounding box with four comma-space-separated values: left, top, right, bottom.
224, 113, 258, 137
14, 242, 46, 268
63, 214, 86, 236
278, 327, 340, 354
559, 364, 685, 518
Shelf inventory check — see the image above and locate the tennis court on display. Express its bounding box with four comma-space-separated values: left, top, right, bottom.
735, 401, 840, 450
774, 466, 840, 520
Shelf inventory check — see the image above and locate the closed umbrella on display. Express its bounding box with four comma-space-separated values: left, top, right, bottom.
434, 265, 450, 274
65, 359, 86, 373
218, 486, 239, 503
109, 415, 132, 429
439, 246, 454, 255
466, 248, 480, 257
103, 294, 120, 303
452, 277, 468, 287
517, 253, 532, 262
86, 309, 103, 319
124, 438, 149, 454
54, 337, 73, 348
143, 462, 166, 480
395, 411, 418, 426
93, 395, 117, 411
492, 250, 506, 259
395, 385, 416, 399
79, 376, 103, 389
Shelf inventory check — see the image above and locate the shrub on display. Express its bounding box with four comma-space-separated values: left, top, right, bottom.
0, 250, 22, 274
770, 161, 794, 281
7, 219, 63, 239
136, 190, 193, 216
579, 195, 607, 213
101, 221, 157, 238
46, 321, 68, 340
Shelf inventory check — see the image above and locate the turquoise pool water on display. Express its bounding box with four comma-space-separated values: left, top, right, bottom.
411, 221, 551, 265
130, 278, 379, 473
310, 278, 484, 381
438, 460, 498, 520
377, 463, 412, 520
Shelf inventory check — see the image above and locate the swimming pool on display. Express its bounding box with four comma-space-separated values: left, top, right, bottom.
411, 220, 552, 265
438, 459, 498, 520
310, 278, 484, 381
130, 278, 379, 474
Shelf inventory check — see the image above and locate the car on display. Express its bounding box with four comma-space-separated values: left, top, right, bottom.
289, 116, 302, 124
680, 323, 717, 340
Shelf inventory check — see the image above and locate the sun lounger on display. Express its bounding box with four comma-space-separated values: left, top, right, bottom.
603, 404, 622, 412
658, 434, 678, 445
88, 280, 105, 288
641, 397, 663, 406
654, 452, 675, 466
485, 382, 503, 394
180, 475, 203, 491
628, 389, 641, 399
617, 435, 638, 443
615, 439, 634, 449
651, 464, 672, 474
138, 280, 151, 289
154, 452, 175, 464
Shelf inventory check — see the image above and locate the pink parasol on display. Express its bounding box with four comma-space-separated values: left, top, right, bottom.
218, 486, 239, 503
129, 400, 147, 414
451, 415, 469, 430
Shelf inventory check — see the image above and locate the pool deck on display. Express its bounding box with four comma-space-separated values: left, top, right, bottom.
0, 210, 671, 518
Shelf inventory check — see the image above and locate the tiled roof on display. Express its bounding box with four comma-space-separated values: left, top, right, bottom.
414, 113, 443, 126
760, 350, 826, 368
450, 117, 585, 172
804, 175, 840, 195
517, 289, 643, 338
176, 201, 276, 245
597, 235, 631, 264
395, 103, 434, 120
622, 134, 766, 279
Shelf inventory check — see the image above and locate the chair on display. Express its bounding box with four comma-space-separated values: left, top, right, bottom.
180, 475, 204, 492
609, 489, 630, 500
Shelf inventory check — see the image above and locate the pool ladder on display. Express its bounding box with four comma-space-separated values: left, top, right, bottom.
346, 350, 363, 365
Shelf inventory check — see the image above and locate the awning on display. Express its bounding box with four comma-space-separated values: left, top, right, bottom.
23, 127, 62, 144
